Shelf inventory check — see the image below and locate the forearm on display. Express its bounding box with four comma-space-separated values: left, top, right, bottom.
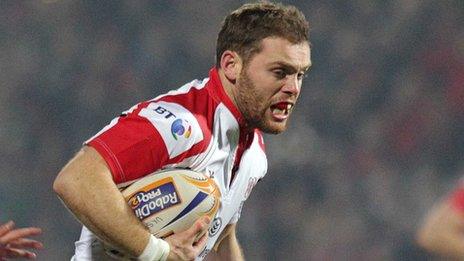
220, 232, 245, 261
206, 224, 244, 261
54, 147, 151, 257
63, 178, 150, 256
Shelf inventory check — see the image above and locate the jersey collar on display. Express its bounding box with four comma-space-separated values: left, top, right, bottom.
208, 67, 247, 128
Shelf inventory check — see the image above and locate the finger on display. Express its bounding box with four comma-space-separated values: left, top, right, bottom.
193, 229, 207, 243
0, 221, 14, 237
0, 228, 42, 244
2, 247, 37, 259
192, 232, 208, 251
7, 238, 43, 249
186, 216, 210, 238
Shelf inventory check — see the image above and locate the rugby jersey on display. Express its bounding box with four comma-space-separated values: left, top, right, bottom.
450, 179, 464, 212
72, 68, 268, 260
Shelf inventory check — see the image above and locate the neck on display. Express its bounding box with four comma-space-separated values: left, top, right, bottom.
217, 69, 253, 132
217, 69, 238, 108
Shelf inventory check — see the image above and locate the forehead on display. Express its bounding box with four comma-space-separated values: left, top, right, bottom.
252, 37, 311, 69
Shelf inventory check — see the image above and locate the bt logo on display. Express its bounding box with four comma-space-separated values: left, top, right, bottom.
154, 106, 176, 119
151, 105, 192, 140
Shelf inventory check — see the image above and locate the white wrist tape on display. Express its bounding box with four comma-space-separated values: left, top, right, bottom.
138, 234, 170, 261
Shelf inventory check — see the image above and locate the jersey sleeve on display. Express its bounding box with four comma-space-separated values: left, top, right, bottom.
85, 100, 204, 184
449, 185, 464, 212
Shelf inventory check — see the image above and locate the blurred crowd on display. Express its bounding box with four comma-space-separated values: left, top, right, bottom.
0, 0, 463, 260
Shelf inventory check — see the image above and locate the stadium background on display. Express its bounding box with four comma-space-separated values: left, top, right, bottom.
1, 0, 463, 260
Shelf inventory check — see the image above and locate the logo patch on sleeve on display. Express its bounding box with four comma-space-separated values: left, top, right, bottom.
139, 101, 203, 158
171, 119, 192, 140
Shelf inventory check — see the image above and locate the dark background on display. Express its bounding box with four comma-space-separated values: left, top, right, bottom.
1, 1, 463, 260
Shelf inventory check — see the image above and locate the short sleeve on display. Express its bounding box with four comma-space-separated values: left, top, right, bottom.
449, 186, 464, 212
86, 112, 169, 184
86, 100, 205, 184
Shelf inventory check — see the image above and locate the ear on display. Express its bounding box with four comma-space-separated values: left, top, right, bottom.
219, 50, 242, 82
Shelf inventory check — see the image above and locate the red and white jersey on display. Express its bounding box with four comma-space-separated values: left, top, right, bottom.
72, 68, 268, 260
449, 178, 464, 212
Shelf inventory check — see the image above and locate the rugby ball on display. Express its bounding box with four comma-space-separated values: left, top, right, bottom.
122, 168, 221, 238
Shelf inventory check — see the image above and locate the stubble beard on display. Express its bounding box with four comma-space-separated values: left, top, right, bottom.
235, 69, 288, 134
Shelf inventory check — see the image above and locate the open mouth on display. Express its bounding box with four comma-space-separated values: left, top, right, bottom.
270, 102, 294, 119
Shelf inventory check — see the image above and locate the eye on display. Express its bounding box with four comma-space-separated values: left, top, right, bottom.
273, 69, 287, 79
297, 72, 306, 80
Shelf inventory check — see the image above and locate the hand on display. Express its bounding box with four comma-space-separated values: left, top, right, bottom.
0, 221, 43, 260
164, 216, 210, 261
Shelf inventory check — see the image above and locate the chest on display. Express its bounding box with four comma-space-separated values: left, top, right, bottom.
166, 103, 267, 219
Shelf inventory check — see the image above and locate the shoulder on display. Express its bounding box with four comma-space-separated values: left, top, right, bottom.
449, 184, 464, 213
132, 78, 217, 158
155, 78, 214, 113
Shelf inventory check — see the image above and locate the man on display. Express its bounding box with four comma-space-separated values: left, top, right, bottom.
0, 220, 42, 260
416, 180, 464, 259
54, 2, 311, 260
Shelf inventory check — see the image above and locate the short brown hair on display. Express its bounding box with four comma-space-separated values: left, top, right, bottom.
216, 1, 310, 67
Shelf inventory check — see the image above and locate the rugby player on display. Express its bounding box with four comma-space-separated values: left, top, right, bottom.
54, 2, 311, 260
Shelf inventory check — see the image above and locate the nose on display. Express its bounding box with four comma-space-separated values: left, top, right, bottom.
281, 75, 300, 96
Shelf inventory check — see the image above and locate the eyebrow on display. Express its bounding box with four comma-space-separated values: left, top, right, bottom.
269, 61, 312, 73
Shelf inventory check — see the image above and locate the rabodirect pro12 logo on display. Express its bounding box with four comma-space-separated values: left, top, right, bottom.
171, 118, 192, 140
127, 178, 181, 220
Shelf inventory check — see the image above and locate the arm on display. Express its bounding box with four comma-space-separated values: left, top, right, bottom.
205, 223, 244, 261
0, 221, 42, 259
53, 146, 151, 257
53, 146, 210, 260
416, 199, 464, 259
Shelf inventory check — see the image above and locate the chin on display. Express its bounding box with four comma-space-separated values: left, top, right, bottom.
258, 121, 288, 134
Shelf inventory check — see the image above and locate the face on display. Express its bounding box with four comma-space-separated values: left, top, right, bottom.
235, 37, 311, 134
